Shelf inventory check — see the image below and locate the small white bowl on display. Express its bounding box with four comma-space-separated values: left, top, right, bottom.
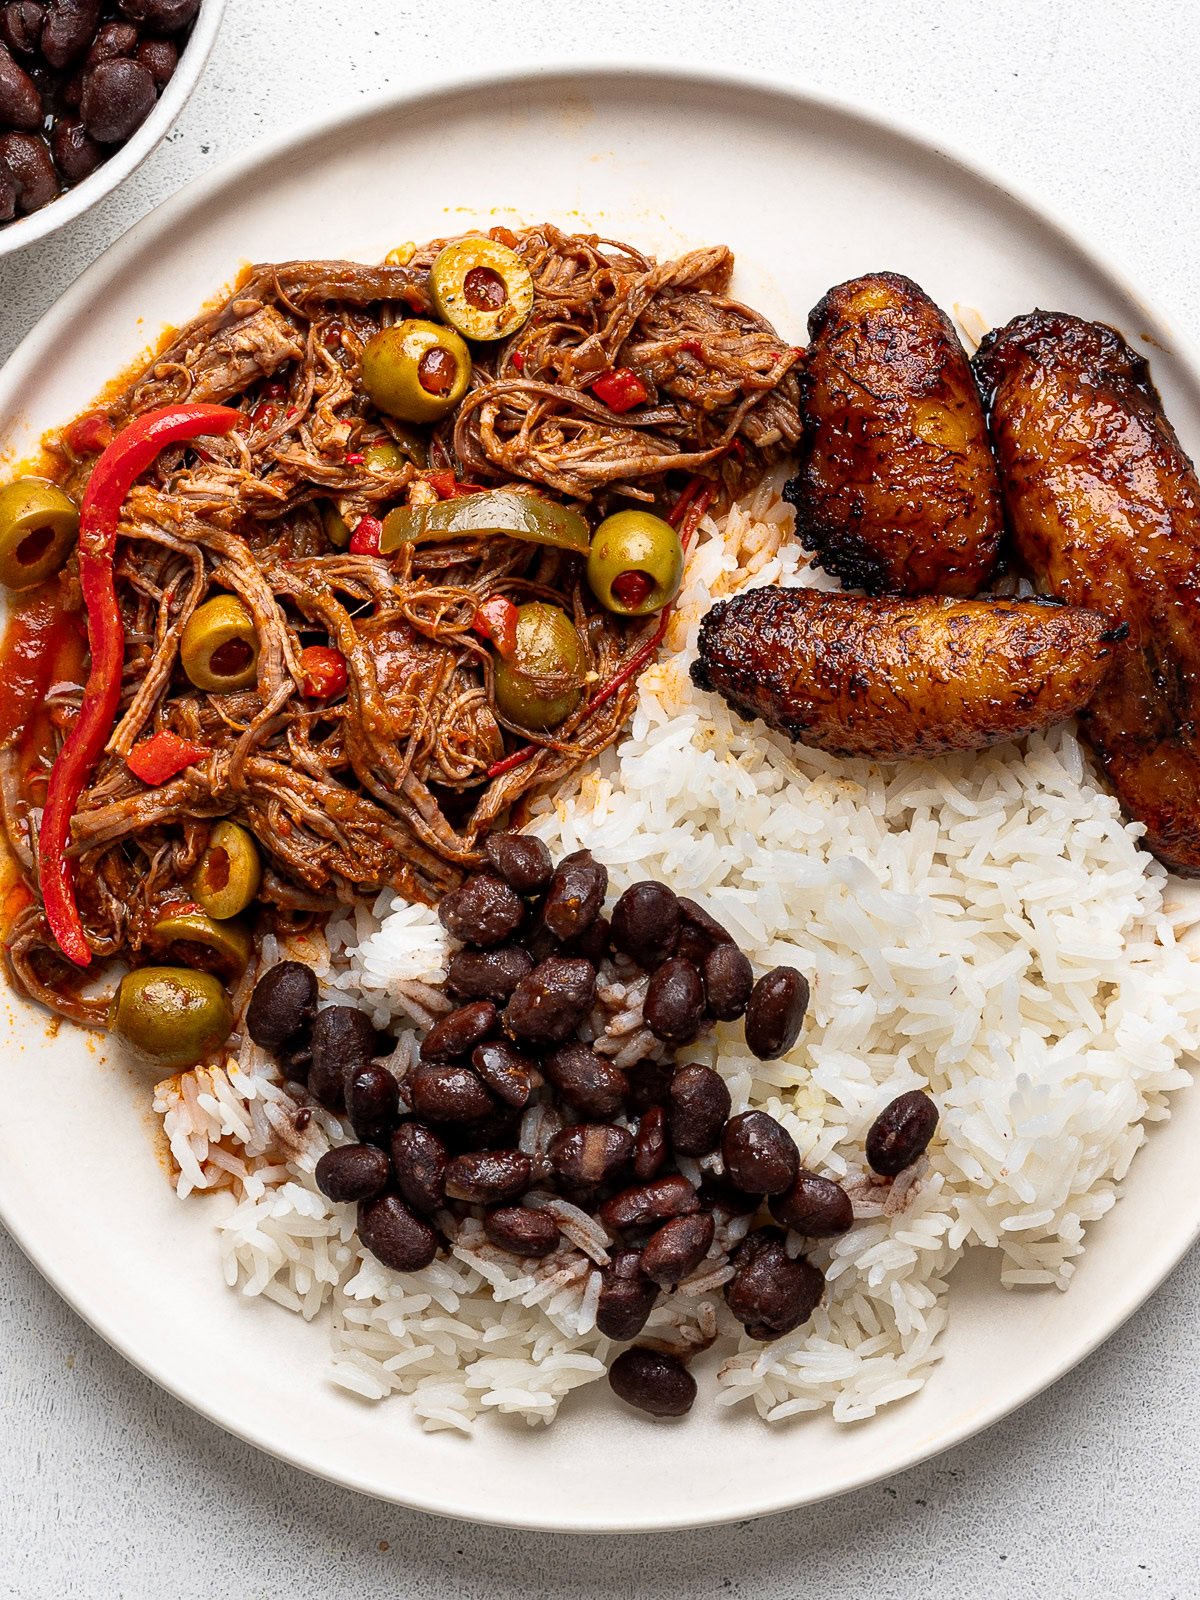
0, 0, 226, 257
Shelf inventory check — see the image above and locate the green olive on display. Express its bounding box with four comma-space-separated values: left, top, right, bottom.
363, 440, 407, 475
429, 238, 534, 342
586, 509, 684, 616
149, 907, 253, 983
360, 320, 472, 423
180, 595, 260, 692
493, 602, 585, 731
190, 821, 262, 920
110, 966, 234, 1070
321, 499, 351, 548
0, 479, 79, 590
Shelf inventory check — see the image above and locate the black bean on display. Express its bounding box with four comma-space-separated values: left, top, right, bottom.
698, 1174, 762, 1217
595, 1249, 658, 1340
438, 873, 524, 947
86, 17, 137, 64
446, 945, 532, 1003
419, 1000, 497, 1063
246, 961, 318, 1051
633, 1103, 667, 1180
117, 0, 199, 28
134, 34, 174, 86
0, 4, 44, 56
0, 41, 41, 126
640, 1211, 714, 1287
702, 943, 753, 1021
543, 1040, 626, 1118
357, 1193, 439, 1273
568, 911, 610, 967
443, 1148, 531, 1205
59, 65, 81, 105
484, 831, 553, 895
866, 1090, 939, 1177
484, 1205, 560, 1257
610, 881, 681, 968
548, 1123, 633, 1188
308, 1005, 376, 1112
721, 1110, 799, 1195
678, 896, 732, 940
541, 848, 607, 942
409, 1062, 495, 1124
608, 1348, 696, 1417
744, 966, 810, 1060
3, 130, 62, 210
769, 1169, 854, 1237
503, 955, 596, 1046
447, 1101, 523, 1154
41, 0, 98, 68
644, 956, 705, 1045
50, 115, 101, 181
0, 157, 16, 221
627, 1057, 674, 1113
389, 1121, 448, 1215
469, 1038, 535, 1108
600, 1175, 700, 1231
344, 1062, 401, 1141
666, 1063, 730, 1156
314, 1143, 390, 1204
725, 1227, 824, 1338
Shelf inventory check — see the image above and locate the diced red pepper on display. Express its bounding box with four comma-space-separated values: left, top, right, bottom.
592, 368, 648, 412
679, 340, 705, 359
425, 470, 487, 500
343, 451, 365, 465
248, 400, 282, 429
511, 350, 526, 373
39, 402, 242, 967
261, 381, 288, 399
66, 412, 114, 455
472, 594, 519, 660
297, 645, 349, 699
349, 516, 383, 555
126, 730, 212, 786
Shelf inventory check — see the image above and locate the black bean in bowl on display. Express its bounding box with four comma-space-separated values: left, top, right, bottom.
0, 0, 202, 224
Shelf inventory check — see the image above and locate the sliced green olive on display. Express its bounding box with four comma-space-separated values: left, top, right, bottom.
360, 320, 472, 424
493, 602, 585, 731
0, 479, 79, 590
429, 238, 534, 342
586, 509, 684, 616
190, 821, 262, 920
180, 595, 260, 692
149, 907, 253, 983
110, 966, 234, 1070
363, 440, 408, 475
321, 499, 351, 548
381, 488, 589, 555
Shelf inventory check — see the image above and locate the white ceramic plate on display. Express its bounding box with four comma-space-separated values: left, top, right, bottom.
1, 66, 1199, 1532
0, 0, 227, 258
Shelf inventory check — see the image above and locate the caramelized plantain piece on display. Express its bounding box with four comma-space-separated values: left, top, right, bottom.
690, 588, 1114, 760
784, 272, 1004, 596
975, 310, 1200, 872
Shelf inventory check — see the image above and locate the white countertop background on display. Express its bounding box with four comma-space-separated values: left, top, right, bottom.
2, 2, 1199, 1593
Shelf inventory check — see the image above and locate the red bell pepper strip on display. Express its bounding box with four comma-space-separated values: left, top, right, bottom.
349, 516, 383, 555
486, 479, 714, 781
39, 402, 242, 967
592, 368, 648, 412
472, 594, 519, 660
66, 412, 114, 455
126, 730, 212, 786
296, 644, 349, 699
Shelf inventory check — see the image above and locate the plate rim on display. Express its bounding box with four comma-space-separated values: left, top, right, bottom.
2, 59, 1198, 1531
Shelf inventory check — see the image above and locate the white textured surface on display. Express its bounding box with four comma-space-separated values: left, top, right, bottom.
1, 0, 1198, 1592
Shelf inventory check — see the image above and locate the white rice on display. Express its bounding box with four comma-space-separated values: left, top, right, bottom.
154, 471, 1200, 1429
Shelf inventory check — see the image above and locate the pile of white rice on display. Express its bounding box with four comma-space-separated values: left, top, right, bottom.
154, 473, 1200, 1430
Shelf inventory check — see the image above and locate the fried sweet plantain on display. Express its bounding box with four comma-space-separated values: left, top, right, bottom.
690, 588, 1114, 760
975, 309, 1200, 871
784, 272, 1004, 596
